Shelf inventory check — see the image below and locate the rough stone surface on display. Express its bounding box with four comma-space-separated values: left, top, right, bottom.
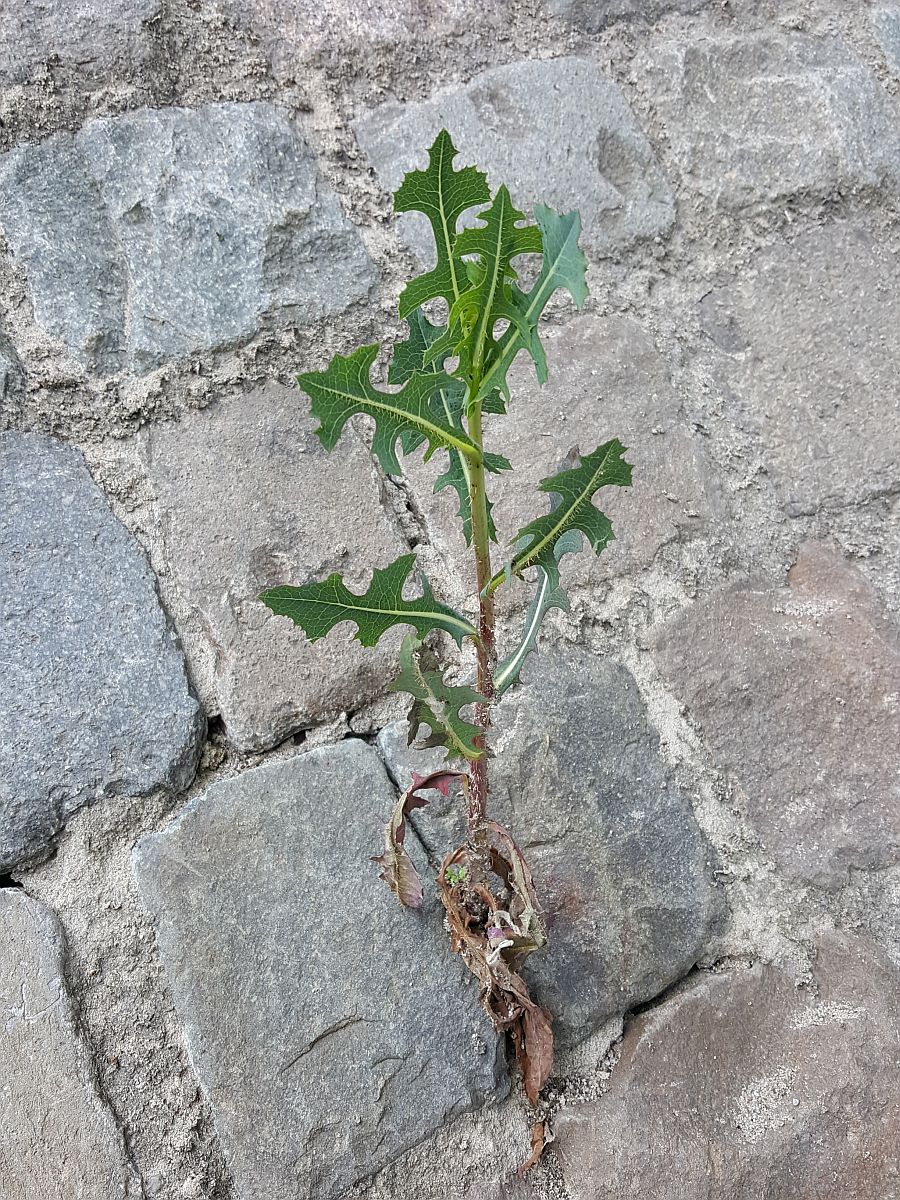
379, 646, 724, 1048
0, 433, 204, 872
0, 889, 140, 1197
139, 383, 410, 753
398, 315, 725, 609
133, 740, 507, 1200
555, 932, 900, 1200
842, 867, 900, 973
0, 103, 376, 374
217, 0, 497, 77
652, 543, 900, 888
0, 330, 21, 402
700, 223, 900, 516
874, 6, 900, 78
0, 137, 128, 374
0, 0, 159, 86
356, 57, 674, 259
638, 34, 900, 208
544, 0, 710, 30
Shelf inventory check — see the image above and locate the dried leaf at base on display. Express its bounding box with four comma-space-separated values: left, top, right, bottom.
373, 769, 464, 907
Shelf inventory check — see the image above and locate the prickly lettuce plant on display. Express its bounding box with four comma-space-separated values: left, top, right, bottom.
261, 132, 632, 1103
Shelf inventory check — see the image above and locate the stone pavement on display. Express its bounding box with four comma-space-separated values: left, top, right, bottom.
1, 2, 898, 1197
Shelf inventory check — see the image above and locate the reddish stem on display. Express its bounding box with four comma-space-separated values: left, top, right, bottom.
465, 401, 495, 876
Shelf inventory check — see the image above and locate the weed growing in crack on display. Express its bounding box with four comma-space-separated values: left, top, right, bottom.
261, 131, 632, 1112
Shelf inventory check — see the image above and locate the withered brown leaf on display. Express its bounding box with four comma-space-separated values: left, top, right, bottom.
437, 823, 554, 1105
373, 770, 464, 907
517, 1120, 552, 1177
519, 1004, 554, 1106
487, 819, 548, 962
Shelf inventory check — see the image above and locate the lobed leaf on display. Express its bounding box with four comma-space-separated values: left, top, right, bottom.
388, 307, 456, 388
435, 434, 510, 549
298, 343, 479, 476
394, 129, 491, 317
389, 309, 468, 460
493, 530, 580, 696
434, 450, 499, 547
392, 634, 486, 761
487, 439, 632, 595
390, 309, 507, 545
448, 185, 542, 381
472, 205, 588, 408
260, 553, 477, 648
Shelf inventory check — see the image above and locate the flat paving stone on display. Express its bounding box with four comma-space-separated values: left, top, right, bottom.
139, 382, 411, 753
0, 432, 204, 872
651, 542, 900, 888
0, 889, 140, 1198
356, 57, 674, 260
0, 136, 128, 374
0, 102, 376, 374
555, 932, 900, 1200
700, 222, 900, 516
637, 33, 900, 208
378, 645, 725, 1049
395, 314, 726, 612
133, 740, 507, 1200
0, 0, 159, 86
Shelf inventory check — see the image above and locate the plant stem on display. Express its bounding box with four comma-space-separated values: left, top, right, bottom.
466, 399, 495, 875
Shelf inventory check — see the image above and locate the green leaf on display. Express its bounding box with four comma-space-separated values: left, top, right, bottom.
532, 202, 588, 310
389, 309, 468, 458
298, 343, 480, 476
391, 309, 507, 419
388, 308, 450, 386
395, 129, 491, 318
449, 185, 542, 379
433, 452, 486, 547
392, 635, 486, 761
472, 205, 588, 407
487, 439, 632, 594
435, 421, 510, 550
494, 530, 580, 696
389, 308, 507, 545
260, 553, 477, 648
435, 443, 509, 545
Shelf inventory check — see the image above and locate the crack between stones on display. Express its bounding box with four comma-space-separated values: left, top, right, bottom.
781, 479, 900, 520
623, 953, 758, 1031
54, 911, 149, 1199
373, 734, 403, 792
380, 467, 433, 552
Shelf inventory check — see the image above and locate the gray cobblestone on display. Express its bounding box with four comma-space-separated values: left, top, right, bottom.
357, 57, 674, 260
0, 432, 203, 871
0, 103, 376, 374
